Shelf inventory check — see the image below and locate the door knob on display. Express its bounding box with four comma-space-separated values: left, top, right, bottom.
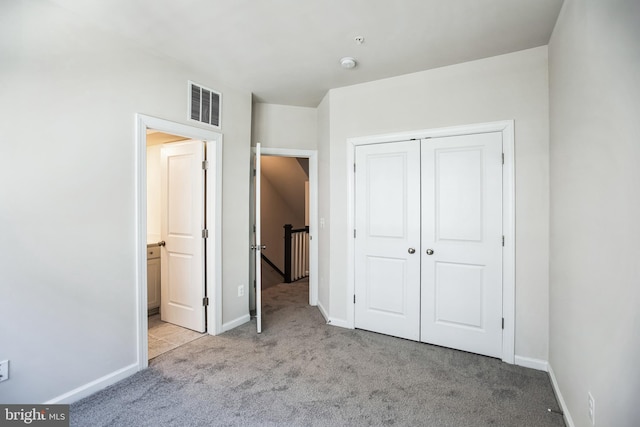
408, 248, 415, 254
157, 241, 166, 247
426, 249, 434, 255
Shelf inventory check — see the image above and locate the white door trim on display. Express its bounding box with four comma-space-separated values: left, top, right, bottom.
260, 147, 319, 307
346, 120, 515, 364
135, 114, 223, 370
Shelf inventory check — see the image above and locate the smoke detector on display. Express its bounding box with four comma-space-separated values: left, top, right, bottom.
340, 57, 357, 69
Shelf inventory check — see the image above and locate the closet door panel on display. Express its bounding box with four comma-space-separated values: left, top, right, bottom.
354, 140, 421, 341
421, 132, 503, 358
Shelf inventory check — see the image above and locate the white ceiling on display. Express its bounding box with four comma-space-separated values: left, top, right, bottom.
49, 0, 563, 107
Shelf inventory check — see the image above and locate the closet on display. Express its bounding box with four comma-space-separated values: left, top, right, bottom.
354, 131, 504, 358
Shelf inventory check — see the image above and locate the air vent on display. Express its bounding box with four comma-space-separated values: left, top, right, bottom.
188, 81, 221, 128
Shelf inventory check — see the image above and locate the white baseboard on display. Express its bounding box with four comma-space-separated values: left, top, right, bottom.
221, 313, 250, 332
316, 300, 329, 322
45, 363, 139, 404
326, 317, 351, 329
548, 364, 575, 427
314, 301, 352, 329
514, 355, 549, 371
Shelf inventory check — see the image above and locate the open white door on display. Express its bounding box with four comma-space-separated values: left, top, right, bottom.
354, 140, 422, 341
420, 132, 503, 358
160, 140, 206, 333
254, 143, 263, 333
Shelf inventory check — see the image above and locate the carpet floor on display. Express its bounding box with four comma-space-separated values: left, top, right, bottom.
71, 282, 565, 426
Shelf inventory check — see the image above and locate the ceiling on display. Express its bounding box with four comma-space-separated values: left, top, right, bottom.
49, 0, 563, 107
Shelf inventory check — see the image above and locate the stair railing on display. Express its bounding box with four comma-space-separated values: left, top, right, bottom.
284, 224, 309, 283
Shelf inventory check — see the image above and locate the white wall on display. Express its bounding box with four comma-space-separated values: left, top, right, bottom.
326, 47, 550, 360
548, 0, 640, 425
0, 0, 251, 403
252, 103, 317, 149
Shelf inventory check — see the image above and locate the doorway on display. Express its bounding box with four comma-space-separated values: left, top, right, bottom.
260, 155, 309, 289
250, 147, 319, 333
135, 114, 223, 369
146, 132, 206, 358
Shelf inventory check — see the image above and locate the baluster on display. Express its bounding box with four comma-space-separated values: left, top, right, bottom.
284, 224, 292, 283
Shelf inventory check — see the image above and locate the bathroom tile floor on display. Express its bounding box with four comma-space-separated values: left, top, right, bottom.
148, 314, 206, 359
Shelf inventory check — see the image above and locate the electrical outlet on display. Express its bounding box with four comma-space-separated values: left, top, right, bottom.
238, 285, 244, 297
588, 392, 595, 426
0, 360, 9, 383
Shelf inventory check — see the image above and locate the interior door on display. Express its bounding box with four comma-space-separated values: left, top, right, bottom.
160, 140, 206, 333
420, 132, 503, 358
254, 143, 263, 333
354, 140, 421, 341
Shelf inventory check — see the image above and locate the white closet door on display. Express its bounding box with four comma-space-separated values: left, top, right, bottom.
354, 140, 421, 341
420, 132, 503, 358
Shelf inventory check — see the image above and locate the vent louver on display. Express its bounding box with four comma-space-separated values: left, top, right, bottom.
189, 81, 221, 128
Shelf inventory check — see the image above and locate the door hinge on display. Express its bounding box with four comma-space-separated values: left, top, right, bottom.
203, 297, 209, 307
502, 153, 505, 165
502, 235, 505, 246
354, 229, 356, 238
353, 163, 356, 173
354, 295, 356, 304
202, 229, 209, 239
253, 168, 256, 176
502, 318, 505, 329
202, 160, 209, 170
253, 224, 256, 232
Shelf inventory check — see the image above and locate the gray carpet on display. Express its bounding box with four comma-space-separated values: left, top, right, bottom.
71, 282, 565, 426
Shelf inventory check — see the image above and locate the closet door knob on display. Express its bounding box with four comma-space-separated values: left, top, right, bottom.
426, 249, 434, 255
408, 248, 415, 254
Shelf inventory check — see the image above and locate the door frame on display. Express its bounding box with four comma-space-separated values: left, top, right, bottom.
346, 120, 515, 364
135, 114, 223, 369
252, 147, 319, 307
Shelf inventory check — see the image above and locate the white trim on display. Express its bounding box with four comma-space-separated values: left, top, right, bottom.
45, 363, 138, 404
501, 121, 516, 364
135, 114, 223, 372
345, 120, 516, 364
326, 317, 351, 329
206, 140, 224, 335
260, 147, 319, 307
548, 364, 576, 427
347, 121, 513, 145
317, 300, 329, 322
222, 314, 251, 332
346, 142, 356, 328
514, 355, 549, 372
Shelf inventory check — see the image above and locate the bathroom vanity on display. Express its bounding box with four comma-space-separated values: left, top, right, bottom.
147, 244, 161, 314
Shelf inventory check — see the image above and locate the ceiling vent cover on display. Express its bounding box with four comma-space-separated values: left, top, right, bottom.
189, 81, 221, 128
